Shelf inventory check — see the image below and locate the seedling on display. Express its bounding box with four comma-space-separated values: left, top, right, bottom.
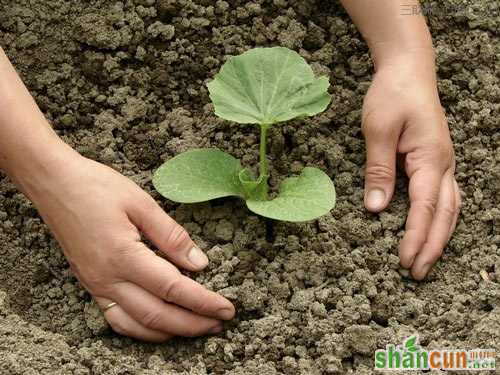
153, 47, 335, 222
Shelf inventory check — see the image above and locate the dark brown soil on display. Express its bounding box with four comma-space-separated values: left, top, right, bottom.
0, 0, 498, 374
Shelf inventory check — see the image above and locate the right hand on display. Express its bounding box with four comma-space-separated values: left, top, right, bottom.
361, 52, 460, 280
26, 149, 235, 342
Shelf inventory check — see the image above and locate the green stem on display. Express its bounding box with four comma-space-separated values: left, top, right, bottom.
258, 124, 269, 199
259, 124, 269, 179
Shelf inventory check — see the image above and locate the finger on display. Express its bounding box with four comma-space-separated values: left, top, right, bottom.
110, 281, 224, 337
128, 197, 208, 271
447, 179, 462, 241
94, 296, 172, 342
362, 112, 399, 212
122, 244, 235, 320
399, 167, 442, 268
411, 170, 456, 280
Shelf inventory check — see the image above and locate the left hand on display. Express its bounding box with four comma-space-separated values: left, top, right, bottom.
361, 52, 461, 280
22, 149, 235, 342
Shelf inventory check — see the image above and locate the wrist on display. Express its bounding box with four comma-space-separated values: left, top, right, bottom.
4, 122, 83, 201
370, 42, 436, 73
372, 47, 437, 88
364, 11, 435, 73
0, 47, 86, 204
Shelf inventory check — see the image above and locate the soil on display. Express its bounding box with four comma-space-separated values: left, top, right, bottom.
0, 0, 499, 374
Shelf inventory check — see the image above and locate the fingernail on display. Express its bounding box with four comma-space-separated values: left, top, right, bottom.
366, 189, 386, 211
217, 307, 234, 320
208, 323, 223, 334
420, 263, 432, 278
187, 246, 209, 268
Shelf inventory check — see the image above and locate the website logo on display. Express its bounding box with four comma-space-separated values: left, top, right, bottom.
375, 335, 496, 371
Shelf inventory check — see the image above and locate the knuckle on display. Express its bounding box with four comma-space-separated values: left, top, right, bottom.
84, 277, 107, 296
456, 192, 463, 210
182, 324, 200, 337
427, 246, 444, 262
427, 141, 454, 164
160, 275, 183, 302
166, 224, 191, 251
440, 205, 456, 218
103, 231, 142, 259
365, 163, 395, 182
111, 241, 136, 257
407, 142, 454, 172
362, 120, 385, 138
106, 317, 129, 336
72, 266, 112, 296
70, 242, 143, 297
441, 144, 454, 162
361, 112, 399, 138
141, 196, 161, 215
141, 309, 163, 330
415, 198, 437, 215
135, 196, 162, 231
191, 297, 209, 315
109, 243, 145, 274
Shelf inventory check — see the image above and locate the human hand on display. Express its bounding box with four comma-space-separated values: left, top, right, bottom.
24, 149, 235, 342
361, 51, 461, 280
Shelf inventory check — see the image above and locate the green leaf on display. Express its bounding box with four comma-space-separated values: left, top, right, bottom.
207, 47, 331, 125
246, 167, 336, 222
404, 336, 418, 352
239, 169, 268, 200
153, 149, 244, 203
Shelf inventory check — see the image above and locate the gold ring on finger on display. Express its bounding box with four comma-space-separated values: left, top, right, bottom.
103, 302, 118, 312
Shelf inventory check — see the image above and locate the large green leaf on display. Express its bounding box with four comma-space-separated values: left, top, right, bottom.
153, 149, 244, 203
246, 167, 336, 222
207, 47, 331, 125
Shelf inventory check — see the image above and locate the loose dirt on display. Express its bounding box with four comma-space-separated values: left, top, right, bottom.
0, 0, 498, 374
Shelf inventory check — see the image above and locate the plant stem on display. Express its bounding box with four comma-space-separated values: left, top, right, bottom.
259, 124, 269, 179
258, 123, 269, 199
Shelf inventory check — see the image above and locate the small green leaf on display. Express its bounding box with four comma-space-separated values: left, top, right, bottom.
405, 336, 418, 352
207, 47, 331, 125
239, 169, 268, 200
153, 149, 244, 203
246, 167, 336, 222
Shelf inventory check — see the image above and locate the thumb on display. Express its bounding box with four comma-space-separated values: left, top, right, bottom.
362, 114, 399, 212
128, 197, 209, 271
